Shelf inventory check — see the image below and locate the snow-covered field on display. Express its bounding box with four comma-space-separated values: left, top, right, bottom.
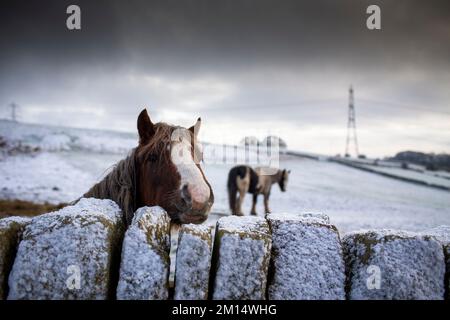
357, 164, 450, 189
206, 157, 450, 232
1, 120, 450, 233
334, 157, 450, 190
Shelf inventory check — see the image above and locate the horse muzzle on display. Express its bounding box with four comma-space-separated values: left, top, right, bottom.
173, 184, 213, 224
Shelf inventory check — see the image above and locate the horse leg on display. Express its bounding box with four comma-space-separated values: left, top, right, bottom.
264, 193, 271, 214
250, 193, 258, 215
232, 190, 239, 215
235, 168, 251, 216
228, 183, 237, 215
236, 189, 245, 216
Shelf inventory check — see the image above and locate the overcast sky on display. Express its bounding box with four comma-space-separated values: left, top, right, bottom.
0, 0, 449, 157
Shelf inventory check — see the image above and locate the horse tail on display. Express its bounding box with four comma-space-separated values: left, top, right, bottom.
227, 170, 238, 214
227, 165, 250, 215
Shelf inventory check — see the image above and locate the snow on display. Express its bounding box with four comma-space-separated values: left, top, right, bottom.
0, 152, 94, 204
174, 223, 213, 300
422, 225, 450, 245
215, 215, 270, 234
204, 156, 450, 233
212, 216, 271, 300
2, 120, 449, 300
343, 229, 445, 300
0, 216, 30, 299
1, 120, 450, 233
429, 170, 450, 180
268, 212, 329, 224
116, 206, 171, 300
7, 198, 124, 299
422, 225, 450, 295
0, 119, 136, 154
267, 212, 346, 300
0, 216, 30, 226
358, 164, 450, 190
40, 134, 72, 151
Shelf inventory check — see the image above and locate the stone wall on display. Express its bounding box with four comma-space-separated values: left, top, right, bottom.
0, 198, 448, 300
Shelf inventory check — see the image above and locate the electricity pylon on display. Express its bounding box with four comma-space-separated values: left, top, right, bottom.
345, 86, 359, 157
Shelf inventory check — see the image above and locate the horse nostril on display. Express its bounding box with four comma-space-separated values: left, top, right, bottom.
181, 184, 191, 204
186, 183, 210, 211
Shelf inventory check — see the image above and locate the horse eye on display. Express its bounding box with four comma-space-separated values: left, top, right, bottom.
148, 154, 157, 162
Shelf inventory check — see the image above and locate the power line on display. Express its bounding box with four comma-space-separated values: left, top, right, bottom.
200, 98, 450, 117
357, 98, 450, 116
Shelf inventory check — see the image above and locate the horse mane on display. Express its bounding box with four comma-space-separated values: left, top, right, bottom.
135, 122, 176, 163
82, 122, 177, 225
83, 149, 137, 225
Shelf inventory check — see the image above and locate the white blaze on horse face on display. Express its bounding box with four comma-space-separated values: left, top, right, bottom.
171, 128, 210, 206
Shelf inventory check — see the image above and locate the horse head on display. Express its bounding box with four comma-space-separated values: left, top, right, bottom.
135, 109, 214, 224
278, 169, 291, 192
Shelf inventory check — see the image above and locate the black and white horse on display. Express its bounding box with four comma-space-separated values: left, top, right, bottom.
227, 165, 290, 215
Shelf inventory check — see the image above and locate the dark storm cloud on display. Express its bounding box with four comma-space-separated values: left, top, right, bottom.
0, 0, 449, 156
2, 0, 449, 72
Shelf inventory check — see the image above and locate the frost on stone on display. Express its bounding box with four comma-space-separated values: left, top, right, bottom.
7, 198, 124, 300
0, 217, 30, 299
343, 229, 445, 300
211, 216, 271, 300
272, 212, 330, 224
267, 212, 345, 300
116, 206, 171, 300
422, 225, 450, 298
301, 213, 330, 224
174, 223, 213, 300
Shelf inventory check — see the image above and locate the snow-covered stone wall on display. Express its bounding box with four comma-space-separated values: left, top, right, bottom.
211, 216, 272, 300
7, 198, 124, 299
116, 206, 171, 300
422, 226, 450, 299
267, 213, 346, 299
174, 223, 213, 300
343, 230, 445, 300
0, 202, 449, 300
0, 216, 30, 299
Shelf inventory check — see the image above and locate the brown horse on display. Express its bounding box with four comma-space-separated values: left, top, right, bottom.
251, 167, 290, 215
83, 109, 214, 225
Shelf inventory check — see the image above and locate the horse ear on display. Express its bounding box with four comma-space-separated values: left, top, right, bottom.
189, 117, 201, 137
137, 108, 155, 144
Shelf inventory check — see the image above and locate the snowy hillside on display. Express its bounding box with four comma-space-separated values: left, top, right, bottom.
0, 119, 137, 154
1, 120, 450, 233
